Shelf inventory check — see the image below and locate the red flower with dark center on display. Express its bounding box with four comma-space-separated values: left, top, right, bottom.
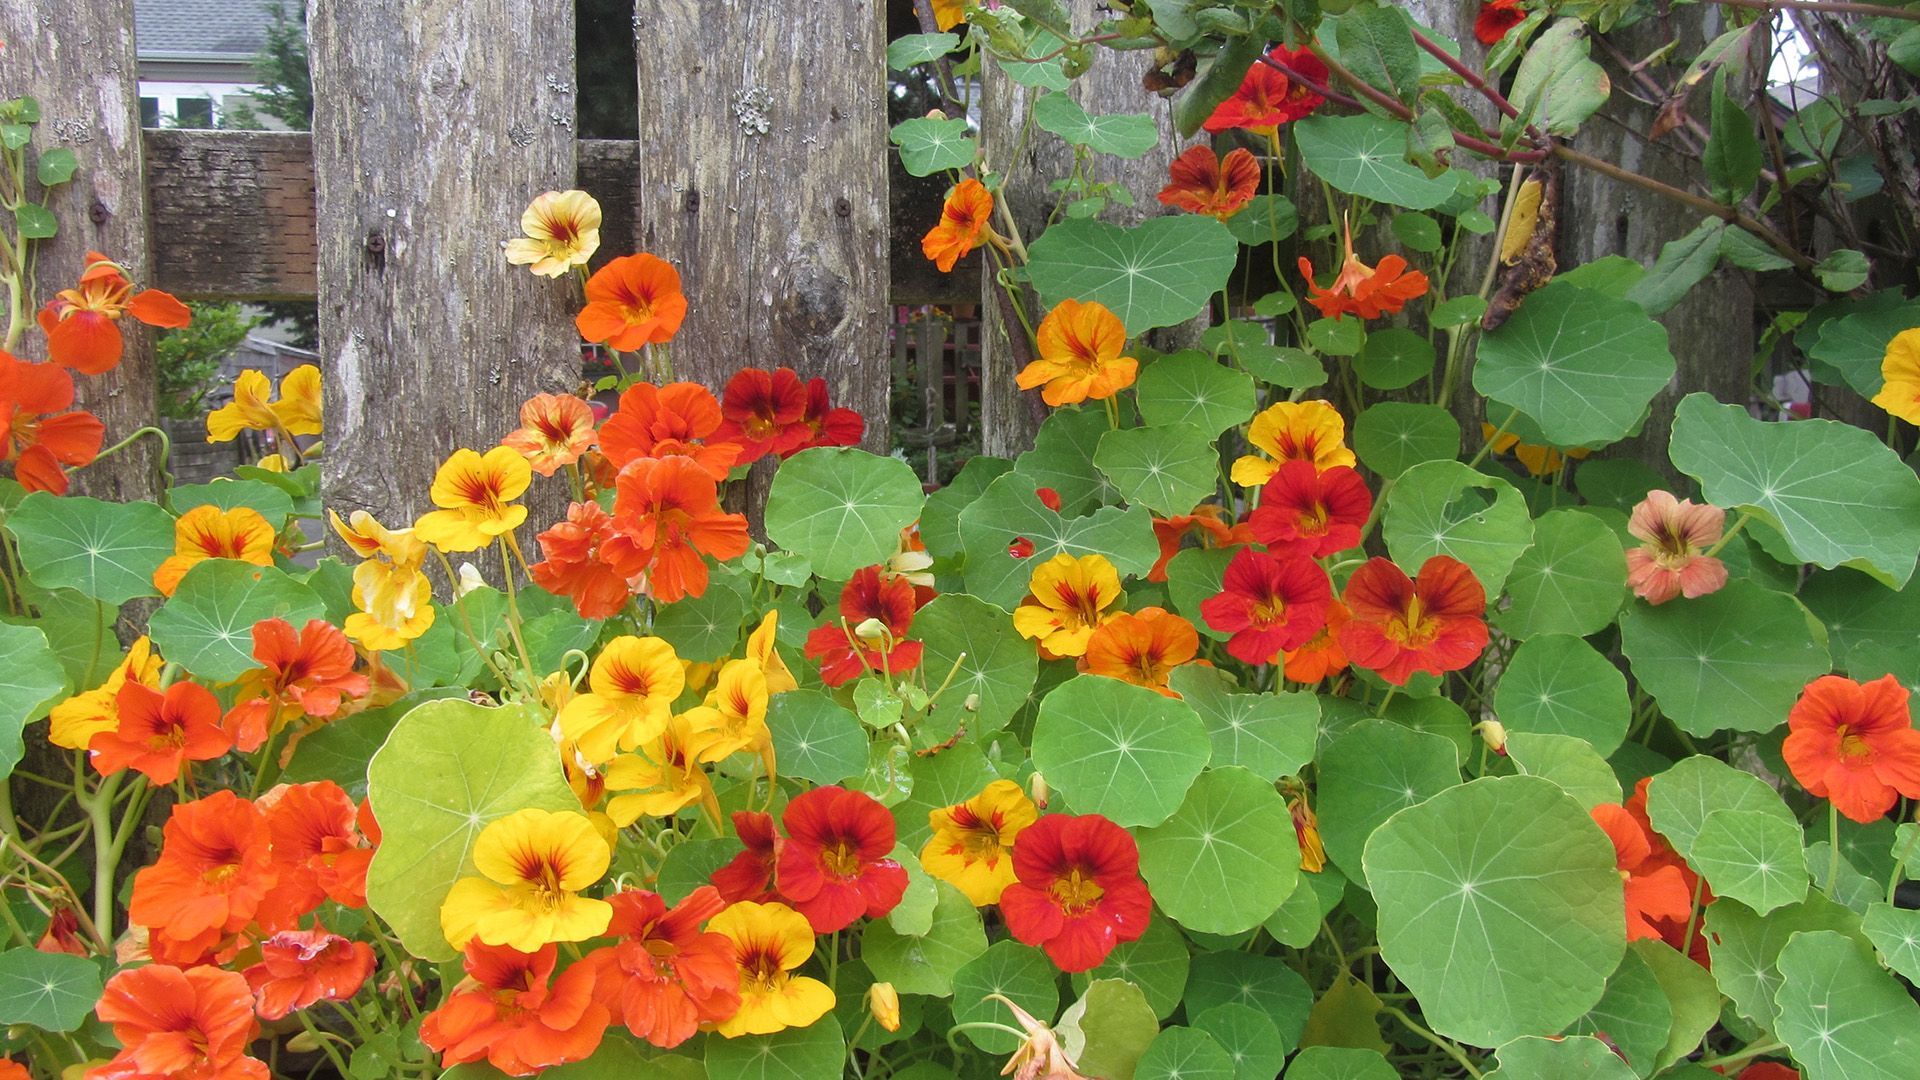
1337, 556, 1488, 685
88, 680, 231, 785
577, 886, 741, 1048
775, 786, 908, 932
530, 500, 645, 619
244, 927, 376, 1020
999, 813, 1152, 972
129, 791, 277, 968
717, 367, 811, 461
787, 377, 865, 457
1198, 547, 1334, 664
711, 811, 782, 903
419, 941, 609, 1077
225, 618, 369, 753
256, 780, 375, 928
1157, 145, 1262, 219
1475, 0, 1526, 45
1246, 460, 1373, 558
1203, 46, 1327, 135
1783, 674, 1920, 824
803, 566, 926, 687
93, 964, 266, 1080
597, 381, 743, 480
1149, 503, 1236, 582
0, 350, 104, 496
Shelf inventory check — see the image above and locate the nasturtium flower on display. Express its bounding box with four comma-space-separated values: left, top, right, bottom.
711, 810, 782, 904
1246, 460, 1372, 558
1149, 503, 1236, 582
1482, 422, 1589, 478
1000, 813, 1152, 973
610, 454, 752, 603
1783, 674, 1920, 824
529, 500, 644, 620
604, 713, 719, 825
1016, 299, 1139, 407
129, 791, 276, 960
93, 964, 266, 1080
599, 381, 742, 479
244, 928, 376, 1020
1337, 555, 1489, 685
1289, 794, 1326, 872
1200, 548, 1334, 664
206, 365, 320, 443
683, 658, 773, 764
87, 680, 230, 785
0, 350, 103, 495
1231, 400, 1355, 487
415, 446, 533, 553
708, 901, 836, 1037
330, 509, 436, 650
922, 177, 996, 273
38, 251, 192, 375
931, 0, 966, 30
1081, 607, 1199, 695
1299, 218, 1430, 321
1625, 490, 1728, 605
1591, 803, 1695, 941
558, 636, 686, 765
1873, 327, 1920, 426
920, 779, 1039, 906
1475, 0, 1526, 44
793, 376, 865, 456
1203, 45, 1327, 135
804, 565, 925, 687
259, 780, 376, 923
440, 808, 615, 952
501, 392, 597, 476
271, 363, 323, 436
997, 997, 1092, 1080
1012, 553, 1125, 659
1157, 145, 1261, 219
505, 189, 603, 277
49, 635, 163, 750
420, 940, 610, 1077
776, 786, 909, 933
152, 504, 277, 597
576, 252, 688, 349
226, 618, 369, 753
747, 610, 801, 694
577, 887, 740, 1049
1282, 599, 1350, 685
715, 367, 810, 460
868, 982, 902, 1033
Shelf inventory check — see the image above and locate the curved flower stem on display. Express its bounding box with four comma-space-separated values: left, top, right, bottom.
1466, 406, 1520, 469
296, 1010, 355, 1078
945, 1021, 1029, 1055
1680, 872, 1708, 962
1380, 1006, 1483, 1078
1697, 1040, 1789, 1070
1702, 511, 1749, 558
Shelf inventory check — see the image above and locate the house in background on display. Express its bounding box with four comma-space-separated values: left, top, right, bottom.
134, 0, 282, 128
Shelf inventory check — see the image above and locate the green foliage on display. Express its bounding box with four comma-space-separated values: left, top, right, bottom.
154, 302, 257, 419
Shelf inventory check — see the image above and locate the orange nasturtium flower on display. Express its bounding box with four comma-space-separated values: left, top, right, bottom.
922, 177, 996, 273
1289, 794, 1326, 872
48, 635, 164, 750
1783, 674, 1920, 824
1157, 145, 1261, 220
707, 901, 836, 1037
1011, 553, 1125, 658
1231, 400, 1356, 487
1590, 802, 1694, 941
558, 635, 687, 765
1283, 599, 1350, 685
1338, 555, 1489, 686
577, 253, 688, 350
530, 500, 643, 620
574, 887, 741, 1050
0, 350, 104, 495
225, 617, 370, 753
128, 791, 276, 960
419, 940, 610, 1076
501, 392, 597, 476
152, 504, 278, 596
92, 964, 267, 1080
1081, 607, 1200, 695
1299, 218, 1429, 321
87, 680, 231, 784
244, 928, 377, 1021
414, 446, 533, 553
330, 509, 437, 650
440, 808, 615, 952
598, 381, 742, 480
610, 454, 752, 603
920, 779, 1039, 906
1871, 327, 1920, 426
505, 189, 603, 277
931, 0, 967, 30
1016, 299, 1140, 406
37, 251, 192, 375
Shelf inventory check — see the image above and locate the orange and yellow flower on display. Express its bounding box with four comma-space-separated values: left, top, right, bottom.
420, 940, 610, 1077
505, 190, 603, 277
603, 713, 720, 826
708, 901, 836, 1037
1015, 299, 1139, 406
1784, 674, 1920, 824
609, 455, 752, 603
1337, 555, 1489, 685
330, 509, 437, 650
1299, 218, 1429, 322
576, 253, 688, 350
153, 504, 278, 596
1157, 145, 1261, 219
225, 618, 369, 753
931, 0, 967, 30
1011, 553, 1125, 658
922, 178, 995, 273
272, 364, 323, 437
1081, 607, 1200, 695
683, 658, 772, 764
1482, 423, 1590, 478
1230, 400, 1355, 487
37, 251, 191, 375
920, 779, 1039, 906
501, 393, 597, 476
558, 636, 686, 764
1872, 328, 1920, 426
440, 808, 615, 952
415, 446, 533, 553
49, 635, 164, 750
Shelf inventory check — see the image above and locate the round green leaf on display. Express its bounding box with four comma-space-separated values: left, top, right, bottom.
1801, 568, 1920, 678
1060, 979, 1160, 1080
1493, 634, 1630, 756
148, 561, 326, 681
1706, 894, 1861, 1029
1166, 547, 1234, 641
1168, 667, 1318, 782
1619, 579, 1831, 736
1135, 353, 1257, 437
1352, 402, 1461, 480
1381, 459, 1534, 595
1689, 808, 1809, 915
889, 117, 976, 176
951, 940, 1063, 1052
0, 624, 67, 780
764, 447, 924, 582
656, 836, 743, 905
1285, 1047, 1397, 1080
957, 472, 1159, 610
1293, 114, 1459, 210
1485, 1035, 1635, 1080
1567, 947, 1673, 1078
861, 881, 986, 996
651, 572, 749, 661
1073, 914, 1191, 1019
705, 1015, 846, 1080
1026, 216, 1239, 335
1646, 755, 1799, 867
1354, 327, 1434, 390
365, 698, 580, 960
1016, 405, 1120, 515
767, 690, 868, 784
1137, 1028, 1236, 1080
0, 948, 100, 1032
1774, 931, 1920, 1080
1496, 508, 1626, 639
1363, 775, 1626, 1048
8, 492, 174, 604
1225, 194, 1298, 246
889, 741, 1000, 850
1862, 902, 1920, 984
1182, 951, 1311, 1046
922, 456, 1012, 560
1265, 864, 1346, 948
1095, 423, 1221, 517
1316, 719, 1460, 885
1138, 767, 1297, 934
887, 31, 960, 69
1031, 675, 1211, 828
914, 593, 1038, 738
1473, 281, 1676, 447
1305, 317, 1364, 357
1190, 1002, 1290, 1079
1033, 93, 1159, 157
1505, 732, 1621, 810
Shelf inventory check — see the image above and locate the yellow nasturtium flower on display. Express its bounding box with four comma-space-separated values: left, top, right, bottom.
708, 901, 836, 1037
1230, 400, 1355, 487
1011, 553, 1124, 658
683, 658, 771, 764
330, 509, 436, 651
48, 636, 164, 750
745, 610, 799, 694
558, 636, 685, 764
920, 779, 1039, 906
504, 189, 603, 277
271, 363, 323, 436
603, 713, 717, 826
413, 446, 533, 554
1872, 327, 1920, 426
206, 365, 323, 442
438, 808, 613, 952
152, 505, 277, 596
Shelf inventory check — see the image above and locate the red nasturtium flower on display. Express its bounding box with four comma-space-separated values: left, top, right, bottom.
1728, 1064, 1801, 1080
1000, 813, 1152, 972
1283, 599, 1351, 685
717, 367, 810, 460
1203, 46, 1327, 135
1157, 145, 1261, 219
578, 886, 741, 1049
793, 376, 865, 454
804, 565, 926, 687
1783, 674, 1920, 824
0, 350, 104, 495
776, 786, 909, 933
38, 251, 191, 375
258, 780, 376, 923
1625, 490, 1728, 605
530, 501, 644, 620
1475, 0, 1526, 45
500, 392, 597, 476
1149, 504, 1236, 582
225, 618, 369, 753
598, 381, 742, 479
129, 791, 277, 960
1338, 556, 1489, 685
87, 680, 230, 785
92, 964, 267, 1080
711, 810, 782, 903
1247, 460, 1373, 558
1080, 607, 1200, 696
922, 177, 996, 272
1016, 299, 1140, 407
243, 928, 377, 1020
610, 455, 752, 603
1300, 219, 1430, 321
1591, 803, 1695, 941
420, 940, 610, 1077
1200, 548, 1334, 665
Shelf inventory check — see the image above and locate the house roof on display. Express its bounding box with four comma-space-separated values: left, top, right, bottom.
135, 0, 284, 59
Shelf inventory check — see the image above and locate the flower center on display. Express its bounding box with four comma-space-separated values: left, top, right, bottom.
822, 840, 864, 879
1383, 597, 1442, 650
1050, 867, 1104, 915
1248, 595, 1287, 629
1836, 725, 1873, 760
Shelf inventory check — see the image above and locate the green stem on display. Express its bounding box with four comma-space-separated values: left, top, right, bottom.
1380, 1006, 1483, 1078
1703, 512, 1749, 558
1827, 802, 1842, 901
1696, 1040, 1788, 1070
83, 771, 125, 940
1467, 406, 1520, 469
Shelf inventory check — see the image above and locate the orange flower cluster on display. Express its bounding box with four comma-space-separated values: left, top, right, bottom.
1299, 217, 1430, 321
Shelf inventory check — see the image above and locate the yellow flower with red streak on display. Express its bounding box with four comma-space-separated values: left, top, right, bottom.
271, 364, 323, 436
48, 636, 164, 750
415, 446, 533, 553
439, 808, 614, 952
501, 393, 597, 476
1872, 327, 1920, 426
1231, 400, 1355, 487
152, 505, 278, 596
558, 636, 686, 764
1012, 553, 1124, 658
920, 779, 1039, 906
603, 713, 718, 826
746, 611, 799, 694
922, 178, 995, 273
1080, 607, 1200, 695
1015, 299, 1139, 407
505, 190, 603, 277
207, 365, 321, 442
1289, 793, 1326, 872
683, 658, 772, 764
708, 901, 835, 1037
330, 510, 436, 651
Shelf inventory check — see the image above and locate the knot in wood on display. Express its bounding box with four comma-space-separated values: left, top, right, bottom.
684, 189, 701, 213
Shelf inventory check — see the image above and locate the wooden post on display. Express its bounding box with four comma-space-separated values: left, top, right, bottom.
0, 0, 160, 502
631, 1, 891, 455
308, 0, 581, 531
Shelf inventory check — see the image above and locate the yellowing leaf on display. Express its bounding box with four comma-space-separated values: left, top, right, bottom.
1501, 178, 1543, 265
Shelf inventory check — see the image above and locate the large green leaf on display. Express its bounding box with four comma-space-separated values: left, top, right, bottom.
1618, 579, 1830, 736
0, 624, 67, 780
1189, 1002, 1291, 1078
1135, 352, 1257, 438
1493, 634, 1630, 756
1137, 1028, 1236, 1080
913, 593, 1037, 739
148, 561, 326, 681
1774, 931, 1920, 1080
1352, 403, 1461, 479
950, 940, 1062, 1053
1473, 281, 1675, 447
705, 1016, 846, 1080
956, 473, 1159, 610
1026, 216, 1239, 335
1030, 675, 1211, 828
861, 881, 986, 996
1862, 903, 1920, 983
1033, 93, 1158, 157
1705, 895, 1861, 1029
651, 571, 749, 662
1015, 405, 1121, 515
1168, 666, 1318, 782
1800, 568, 1920, 679
767, 691, 868, 785
1095, 423, 1220, 516
764, 448, 925, 582
1181, 951, 1309, 1041
1646, 755, 1799, 865
1316, 719, 1459, 886
1382, 459, 1534, 595
1364, 776, 1626, 1048
1690, 808, 1809, 915
922, 456, 1012, 560
1059, 979, 1160, 1080
1293, 114, 1459, 210
365, 699, 579, 960
1496, 509, 1626, 639
1138, 767, 1297, 935
1567, 946, 1673, 1078
8, 492, 174, 604
0, 948, 100, 1032
1633, 937, 1723, 1071
1669, 394, 1920, 587
889, 117, 976, 176
1485, 1036, 1635, 1080
1506, 732, 1621, 810
1076, 916, 1192, 1019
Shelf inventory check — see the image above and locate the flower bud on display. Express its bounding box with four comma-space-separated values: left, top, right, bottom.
453, 561, 487, 598
963, 692, 981, 713
285, 1031, 323, 1053
1029, 771, 1050, 809
853, 617, 889, 642
868, 981, 902, 1032
1477, 719, 1508, 756
926, 108, 949, 122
